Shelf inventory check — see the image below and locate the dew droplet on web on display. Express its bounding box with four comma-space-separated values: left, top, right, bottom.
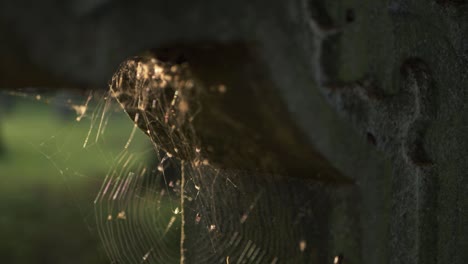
157, 165, 164, 172
334, 255, 343, 264
240, 213, 248, 224
142, 250, 151, 261
209, 224, 216, 232
117, 211, 126, 220
164, 216, 177, 235
133, 112, 140, 123
218, 84, 227, 93
72, 105, 87, 121
164, 75, 173, 82
299, 240, 307, 252
185, 80, 194, 89
154, 65, 163, 75
178, 100, 189, 113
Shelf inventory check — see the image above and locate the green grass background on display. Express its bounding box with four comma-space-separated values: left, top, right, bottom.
0, 97, 152, 264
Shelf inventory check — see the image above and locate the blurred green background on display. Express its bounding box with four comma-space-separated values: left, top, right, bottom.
0, 94, 152, 264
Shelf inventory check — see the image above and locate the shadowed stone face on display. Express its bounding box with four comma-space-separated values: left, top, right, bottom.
110, 44, 351, 184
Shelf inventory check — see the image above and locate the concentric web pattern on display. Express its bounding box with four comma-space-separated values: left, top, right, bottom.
94, 149, 182, 264
94, 54, 343, 264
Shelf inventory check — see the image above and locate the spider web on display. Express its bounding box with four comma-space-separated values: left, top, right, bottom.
2, 48, 354, 264
92, 54, 347, 264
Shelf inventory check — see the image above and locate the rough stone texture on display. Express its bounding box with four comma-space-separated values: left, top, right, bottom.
296, 2, 468, 263
1, 0, 467, 263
